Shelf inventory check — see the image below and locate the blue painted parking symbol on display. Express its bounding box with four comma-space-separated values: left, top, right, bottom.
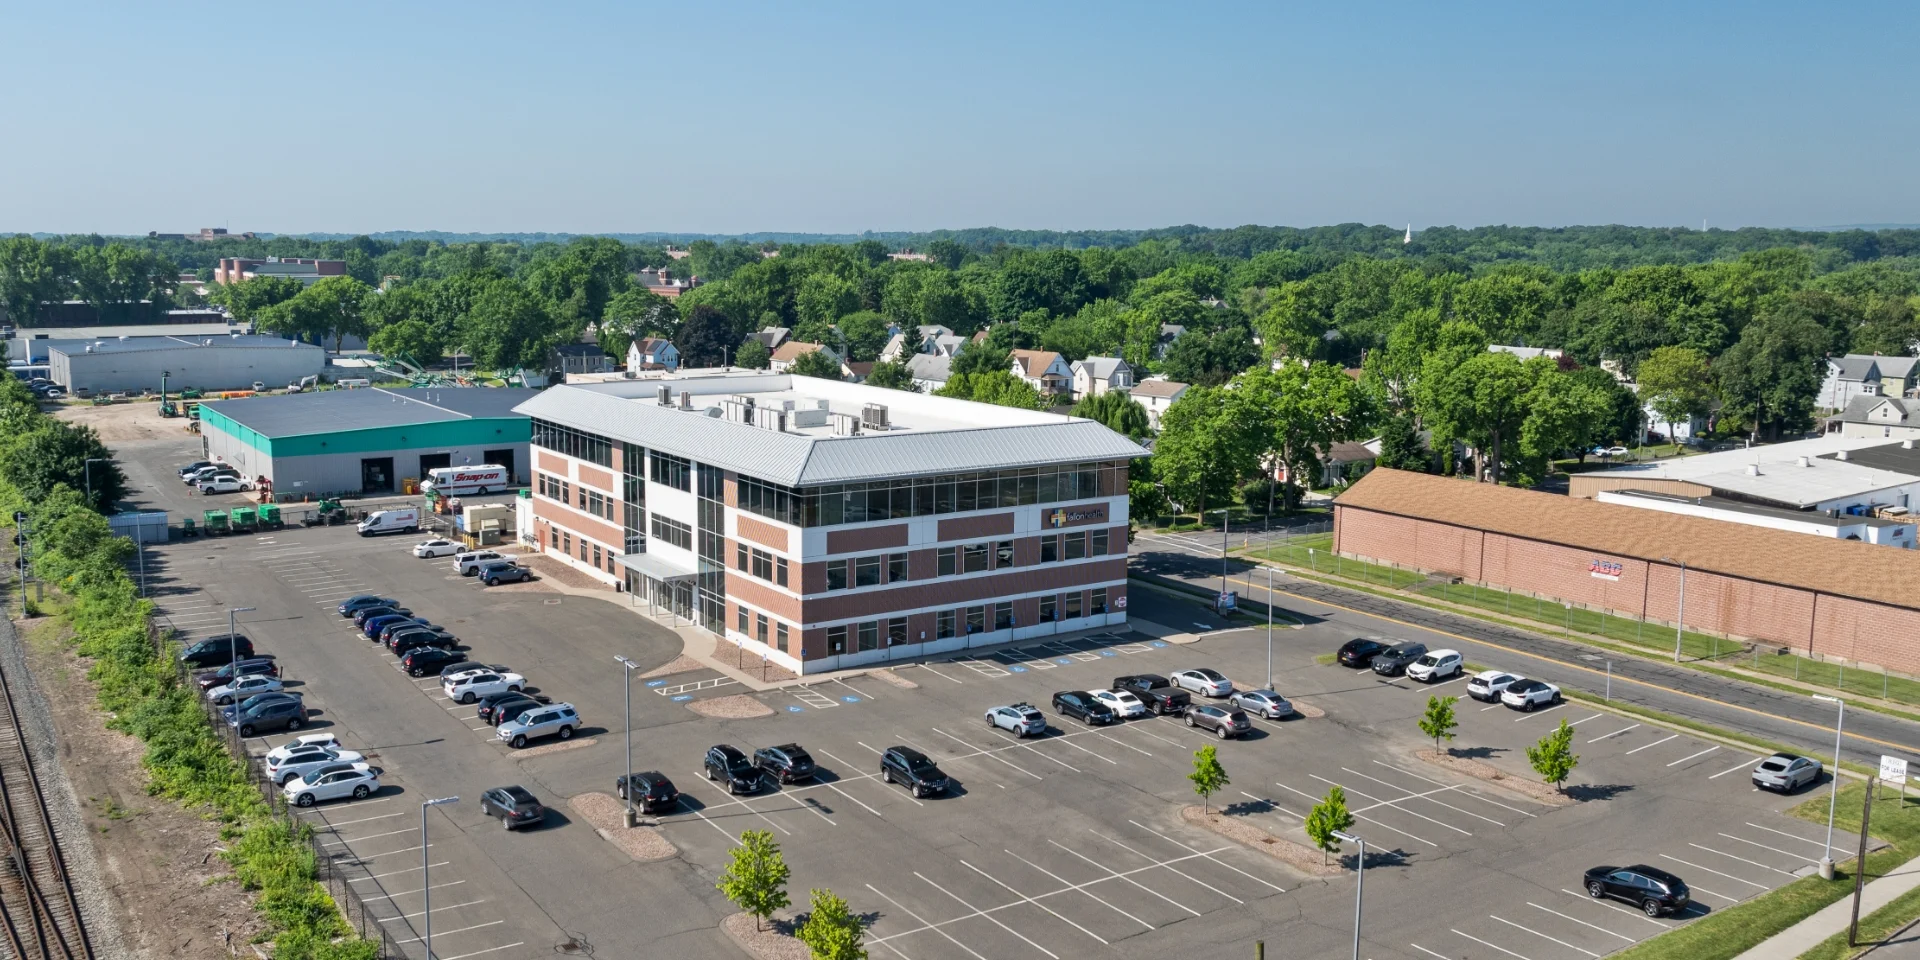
840, 695, 862, 704
1008, 665, 1028, 673
787, 705, 805, 713
1055, 658, 1074, 665
671, 694, 693, 702
645, 679, 667, 688
1099, 650, 1119, 657
1149, 641, 1168, 648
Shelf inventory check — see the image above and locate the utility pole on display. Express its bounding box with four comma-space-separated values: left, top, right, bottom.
1851, 777, 1876, 946
1815, 694, 1846, 879
1332, 830, 1366, 960
12, 511, 29, 611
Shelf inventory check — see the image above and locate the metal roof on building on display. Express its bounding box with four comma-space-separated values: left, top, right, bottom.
203, 387, 541, 439
1583, 435, 1920, 508
50, 334, 319, 357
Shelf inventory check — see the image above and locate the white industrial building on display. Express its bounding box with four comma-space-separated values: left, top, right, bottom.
1597, 488, 1916, 548
49, 334, 326, 396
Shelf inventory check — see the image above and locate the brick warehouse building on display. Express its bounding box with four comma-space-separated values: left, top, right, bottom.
513, 372, 1145, 674
1333, 469, 1920, 675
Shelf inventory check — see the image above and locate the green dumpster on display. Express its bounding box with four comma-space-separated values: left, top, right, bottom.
203, 509, 229, 536
230, 507, 258, 533
258, 504, 283, 529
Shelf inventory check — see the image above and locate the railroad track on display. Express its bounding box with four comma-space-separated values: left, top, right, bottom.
0, 653, 92, 960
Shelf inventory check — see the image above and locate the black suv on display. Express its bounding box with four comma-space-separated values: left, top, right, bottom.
1370, 642, 1428, 677
1583, 864, 1691, 916
1112, 675, 1191, 716
1336, 638, 1391, 668
752, 744, 817, 784
180, 635, 254, 667
480, 785, 545, 831
477, 691, 550, 725
879, 746, 950, 798
401, 648, 464, 677
1051, 690, 1117, 726
616, 771, 680, 813
704, 745, 764, 795
390, 628, 456, 655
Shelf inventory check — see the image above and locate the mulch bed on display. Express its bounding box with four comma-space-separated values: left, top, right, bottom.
1416, 749, 1572, 805
566, 792, 678, 862
1179, 805, 1344, 877
687, 695, 775, 719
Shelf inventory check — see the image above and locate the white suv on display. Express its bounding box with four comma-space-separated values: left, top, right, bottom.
497, 703, 580, 748
454, 551, 504, 576
1406, 649, 1463, 683
443, 671, 526, 704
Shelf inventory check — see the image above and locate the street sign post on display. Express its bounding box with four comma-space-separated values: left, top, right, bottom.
1882, 755, 1908, 802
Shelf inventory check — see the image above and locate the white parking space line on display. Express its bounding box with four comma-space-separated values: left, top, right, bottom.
1657, 854, 1767, 889
1492, 915, 1601, 958
325, 827, 416, 845
687, 771, 792, 836
1453, 928, 1535, 960
1688, 842, 1798, 876
824, 781, 887, 819
1587, 723, 1641, 743
319, 811, 408, 828
954, 727, 1079, 773
835, 678, 878, 701
369, 880, 466, 900
348, 862, 451, 883
1045, 840, 1199, 918
916, 871, 1061, 959
1090, 830, 1243, 905
1566, 714, 1604, 726
1272, 781, 1432, 848
1124, 724, 1185, 748
1035, 731, 1117, 766
434, 941, 527, 960
389, 919, 501, 943
865, 883, 990, 960
1711, 758, 1763, 779
1525, 902, 1637, 943
1095, 732, 1152, 757
1123, 819, 1287, 894
960, 859, 1109, 944
822, 749, 923, 806
916, 663, 964, 684
1668, 746, 1720, 767
351, 843, 430, 860
1309, 774, 1471, 836
1744, 822, 1833, 849
1624, 734, 1680, 755
1558, 888, 1669, 928
1512, 703, 1567, 721
929, 730, 1044, 780
1410, 945, 1450, 960
672, 797, 745, 843
1002, 850, 1155, 930
1719, 833, 1816, 863
1341, 767, 1505, 827
1368, 761, 1537, 818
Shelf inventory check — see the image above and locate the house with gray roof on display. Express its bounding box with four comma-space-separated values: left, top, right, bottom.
1069, 357, 1133, 400
1819, 355, 1910, 410
1832, 394, 1920, 442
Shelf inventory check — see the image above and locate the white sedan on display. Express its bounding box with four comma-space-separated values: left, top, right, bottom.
1172, 668, 1233, 698
199, 476, 250, 494
265, 733, 342, 766
267, 747, 367, 786
1091, 689, 1147, 719
443, 671, 526, 704
413, 538, 462, 558
207, 674, 284, 705
283, 763, 381, 807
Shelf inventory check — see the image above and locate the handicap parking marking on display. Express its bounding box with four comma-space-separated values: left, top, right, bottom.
671, 694, 694, 702
788, 705, 805, 713
1055, 658, 1075, 665
644, 679, 667, 688
1008, 665, 1028, 673
1149, 640, 1168, 648
840, 696, 862, 703
1099, 650, 1118, 658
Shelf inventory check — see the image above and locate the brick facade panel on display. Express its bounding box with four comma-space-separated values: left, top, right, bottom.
728, 574, 802, 622
937, 512, 1016, 541
1414, 523, 1483, 581
1812, 596, 1920, 672
536, 451, 568, 475
826, 523, 910, 554
532, 498, 623, 549
1481, 535, 1651, 615
577, 464, 614, 491
736, 514, 791, 553
804, 557, 1126, 623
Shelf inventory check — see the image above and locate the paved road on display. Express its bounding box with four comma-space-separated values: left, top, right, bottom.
1133, 531, 1920, 763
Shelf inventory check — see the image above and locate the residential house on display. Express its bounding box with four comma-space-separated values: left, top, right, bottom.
1129, 378, 1189, 431
1318, 439, 1381, 487
1009, 349, 1072, 397
1820, 355, 1887, 410
878, 325, 958, 363
1488, 344, 1565, 361
636, 266, 700, 299
843, 361, 874, 383
1155, 324, 1187, 360
750, 327, 792, 353
626, 337, 680, 373
1876, 356, 1920, 397
1069, 357, 1133, 400
554, 343, 613, 377
1830, 395, 1920, 442
906, 354, 952, 393
770, 341, 839, 373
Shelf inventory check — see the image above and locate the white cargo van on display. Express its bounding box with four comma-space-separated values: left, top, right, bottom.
420, 465, 508, 496
357, 507, 420, 537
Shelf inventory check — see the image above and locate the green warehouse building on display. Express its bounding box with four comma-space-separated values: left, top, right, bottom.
198, 387, 539, 498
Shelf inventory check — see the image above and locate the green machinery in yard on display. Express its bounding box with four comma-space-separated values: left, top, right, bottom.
302, 498, 347, 526
257, 504, 284, 529
229, 507, 258, 534
202, 509, 229, 536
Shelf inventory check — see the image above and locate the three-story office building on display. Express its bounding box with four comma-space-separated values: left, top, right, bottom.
514, 372, 1146, 674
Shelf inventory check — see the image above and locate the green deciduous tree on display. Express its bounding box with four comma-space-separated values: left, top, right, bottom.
935, 371, 1046, 410
1419, 695, 1458, 754
950, 343, 1009, 378
4, 422, 124, 512
1188, 744, 1230, 813
796, 888, 867, 960
791, 348, 844, 380
1152, 387, 1259, 521
735, 339, 772, 370
1716, 305, 1829, 439
1162, 325, 1258, 387
717, 829, 791, 931
600, 288, 679, 359
1305, 785, 1356, 865
676, 304, 736, 367
1636, 346, 1714, 444
366, 319, 445, 366
210, 275, 305, 326
837, 310, 892, 362
1233, 362, 1373, 510
1375, 410, 1429, 472
458, 279, 560, 371
1070, 390, 1150, 440
298, 275, 375, 353
864, 360, 916, 391
1527, 718, 1580, 793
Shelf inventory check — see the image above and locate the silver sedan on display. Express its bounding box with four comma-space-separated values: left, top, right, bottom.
1228, 689, 1293, 719
1751, 753, 1822, 792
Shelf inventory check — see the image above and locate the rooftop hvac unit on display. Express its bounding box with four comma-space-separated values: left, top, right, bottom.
678, 391, 693, 410
861, 403, 890, 430
792, 408, 828, 428
755, 407, 788, 432
657, 385, 672, 406
829, 412, 861, 436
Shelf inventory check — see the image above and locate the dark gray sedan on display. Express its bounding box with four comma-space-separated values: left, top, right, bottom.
1185, 704, 1252, 739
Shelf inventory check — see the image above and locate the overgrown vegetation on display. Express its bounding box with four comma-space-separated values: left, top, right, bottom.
0, 377, 374, 958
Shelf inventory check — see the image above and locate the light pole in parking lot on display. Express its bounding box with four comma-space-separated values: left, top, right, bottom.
616, 655, 640, 827
420, 795, 460, 958
1332, 829, 1365, 960
1660, 556, 1687, 662
1815, 694, 1845, 879
226, 606, 256, 675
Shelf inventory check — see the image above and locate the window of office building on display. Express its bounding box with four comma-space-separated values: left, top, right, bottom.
549, 526, 559, 549
738, 461, 1128, 529
994, 602, 1013, 630
1091, 588, 1108, 614
888, 553, 908, 583
1064, 532, 1086, 560
937, 610, 956, 639
1040, 594, 1057, 622
827, 560, 847, 590
756, 614, 769, 645
531, 418, 612, 467
1064, 591, 1083, 619
562, 532, 572, 554
776, 557, 788, 587
887, 617, 907, 646
938, 547, 956, 576
995, 541, 1015, 569
966, 605, 984, 633
648, 450, 691, 491
736, 543, 748, 571
1091, 530, 1109, 556
827, 626, 847, 655
855, 555, 881, 588
738, 605, 749, 633
775, 622, 789, 653
962, 543, 989, 574
1041, 535, 1059, 563
857, 621, 878, 652
649, 515, 692, 551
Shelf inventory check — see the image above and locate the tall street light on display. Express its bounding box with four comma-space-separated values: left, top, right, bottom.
420, 795, 460, 958
1660, 556, 1687, 662
615, 655, 640, 827
84, 457, 105, 506
1814, 694, 1845, 879
226, 606, 256, 679
1332, 829, 1365, 960
1265, 563, 1274, 689
1216, 508, 1231, 612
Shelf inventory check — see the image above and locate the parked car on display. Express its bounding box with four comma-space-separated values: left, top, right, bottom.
879, 746, 950, 798
390, 628, 457, 655
1336, 638, 1391, 668
615, 771, 679, 813
198, 476, 250, 494
704, 745, 764, 795
1172, 668, 1233, 698
193, 656, 279, 690
1502, 678, 1562, 711
1752, 753, 1823, 792
477, 561, 532, 586
265, 733, 342, 766
1583, 864, 1690, 916
1370, 642, 1429, 677
337, 595, 399, 617
751, 744, 817, 783
179, 634, 253, 667
1090, 689, 1147, 719
230, 698, 307, 737
1185, 704, 1253, 739
413, 538, 462, 558
378, 619, 440, 644
476, 691, 549, 725
443, 671, 526, 704
283, 764, 380, 807
480, 785, 545, 830
177, 461, 215, 480
441, 661, 510, 680
353, 604, 411, 627
454, 551, 505, 575
985, 703, 1049, 736
497, 703, 579, 748
267, 746, 367, 787
399, 648, 466, 677
183, 465, 239, 485
1406, 649, 1463, 683
1111, 675, 1192, 715
1466, 670, 1522, 702
206, 673, 284, 705
362, 613, 421, 639
1228, 689, 1293, 719
1050, 690, 1117, 726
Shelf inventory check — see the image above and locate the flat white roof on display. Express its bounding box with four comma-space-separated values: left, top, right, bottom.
1587, 435, 1920, 507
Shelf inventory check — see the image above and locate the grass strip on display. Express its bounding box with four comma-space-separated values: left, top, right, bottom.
1798, 880, 1920, 960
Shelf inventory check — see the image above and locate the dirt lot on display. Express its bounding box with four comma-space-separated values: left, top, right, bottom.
50, 397, 193, 444
17, 614, 265, 959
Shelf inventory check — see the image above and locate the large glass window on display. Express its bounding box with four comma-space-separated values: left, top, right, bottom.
965, 605, 984, 634
1091, 588, 1108, 615
775, 622, 789, 653
736, 460, 1133, 530
828, 626, 847, 654
1065, 532, 1086, 560
649, 515, 692, 550
994, 602, 1013, 630
936, 610, 955, 639
1040, 595, 1057, 622
888, 553, 908, 583
854, 556, 881, 587
938, 548, 956, 576
1091, 530, 1109, 557
1041, 535, 1059, 563
857, 621, 878, 652
995, 540, 1015, 569
826, 560, 847, 590
648, 450, 691, 491
962, 543, 989, 574
531, 418, 612, 467
887, 617, 907, 646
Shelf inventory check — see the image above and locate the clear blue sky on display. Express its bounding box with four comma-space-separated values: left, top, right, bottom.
3, 0, 1914, 235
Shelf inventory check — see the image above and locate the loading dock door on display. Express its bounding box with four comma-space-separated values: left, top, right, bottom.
360, 457, 395, 494
419, 453, 452, 478
484, 449, 516, 482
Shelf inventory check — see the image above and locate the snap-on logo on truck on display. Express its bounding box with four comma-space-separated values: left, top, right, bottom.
421, 465, 507, 494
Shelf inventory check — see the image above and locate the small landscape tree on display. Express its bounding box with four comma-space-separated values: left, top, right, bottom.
1419, 694, 1459, 754
1188, 744, 1229, 813
1527, 718, 1580, 793
796, 887, 867, 960
717, 829, 790, 931
1304, 784, 1355, 865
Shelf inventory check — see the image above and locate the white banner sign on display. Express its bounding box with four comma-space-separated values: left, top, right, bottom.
1881, 755, 1908, 784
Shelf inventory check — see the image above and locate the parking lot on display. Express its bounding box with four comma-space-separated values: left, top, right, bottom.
110, 425, 1850, 960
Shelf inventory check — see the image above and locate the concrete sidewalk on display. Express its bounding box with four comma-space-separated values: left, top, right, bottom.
1736, 853, 1920, 959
